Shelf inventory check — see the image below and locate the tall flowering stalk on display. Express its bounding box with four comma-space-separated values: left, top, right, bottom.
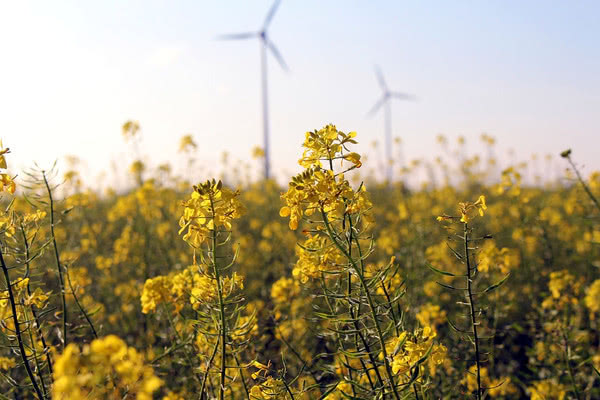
180, 179, 245, 400
435, 196, 509, 399
280, 125, 442, 398
0, 142, 52, 399
142, 179, 248, 399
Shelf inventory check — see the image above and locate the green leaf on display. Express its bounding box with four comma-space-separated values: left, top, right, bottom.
436, 281, 466, 291
483, 273, 511, 293
426, 263, 463, 277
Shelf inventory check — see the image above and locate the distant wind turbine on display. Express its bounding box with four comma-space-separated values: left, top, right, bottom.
218, 0, 288, 180
367, 66, 416, 182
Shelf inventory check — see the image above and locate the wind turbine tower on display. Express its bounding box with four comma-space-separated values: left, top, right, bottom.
218, 0, 288, 180
367, 66, 415, 183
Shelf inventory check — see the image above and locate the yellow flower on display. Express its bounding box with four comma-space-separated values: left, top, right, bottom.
249, 376, 287, 399
0, 174, 16, 194
0, 357, 15, 370
292, 234, 345, 283
298, 125, 358, 169
25, 288, 51, 309
178, 134, 197, 153
271, 277, 300, 304
179, 180, 245, 247
52, 335, 162, 400
528, 379, 567, 400
458, 195, 488, 223
252, 146, 265, 159
122, 120, 140, 139
416, 303, 447, 329
140, 276, 172, 314
584, 279, 600, 314
386, 326, 447, 380
0, 140, 9, 169
0, 213, 15, 237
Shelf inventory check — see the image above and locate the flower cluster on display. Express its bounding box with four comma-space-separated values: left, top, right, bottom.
141, 266, 244, 313
462, 365, 517, 397
249, 376, 288, 399
437, 195, 487, 223
298, 124, 361, 169
179, 179, 245, 247
52, 335, 162, 400
280, 125, 370, 231
528, 379, 567, 400
477, 240, 520, 274
385, 326, 447, 380
280, 168, 351, 230
584, 279, 600, 315
541, 269, 582, 310
0, 140, 15, 195
291, 234, 345, 283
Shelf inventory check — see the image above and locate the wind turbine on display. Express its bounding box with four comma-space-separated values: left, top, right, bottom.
218, 0, 288, 180
367, 66, 416, 183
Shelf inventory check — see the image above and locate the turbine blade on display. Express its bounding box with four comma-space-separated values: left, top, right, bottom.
263, 0, 282, 29
367, 96, 386, 117
216, 32, 256, 40
374, 65, 387, 90
266, 39, 289, 71
391, 92, 417, 101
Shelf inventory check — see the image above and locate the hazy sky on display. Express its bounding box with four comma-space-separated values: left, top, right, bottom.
1, 1, 599, 184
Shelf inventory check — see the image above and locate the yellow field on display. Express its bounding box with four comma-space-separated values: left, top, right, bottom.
0, 125, 599, 399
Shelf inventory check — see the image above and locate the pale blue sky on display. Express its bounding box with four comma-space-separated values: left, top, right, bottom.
1, 1, 599, 184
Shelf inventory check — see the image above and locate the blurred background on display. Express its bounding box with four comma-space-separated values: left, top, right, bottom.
1, 0, 599, 186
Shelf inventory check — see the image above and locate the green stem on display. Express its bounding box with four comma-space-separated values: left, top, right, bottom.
233, 353, 250, 400
412, 383, 420, 400
42, 172, 67, 346
321, 209, 400, 400
318, 276, 371, 395
162, 304, 203, 387
566, 155, 600, 213
199, 335, 220, 399
20, 225, 53, 376
0, 245, 44, 399
346, 216, 385, 391
24, 306, 47, 398
210, 195, 227, 400
464, 223, 482, 400
64, 266, 98, 339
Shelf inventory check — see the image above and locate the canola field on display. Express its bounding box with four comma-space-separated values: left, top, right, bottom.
0, 124, 599, 399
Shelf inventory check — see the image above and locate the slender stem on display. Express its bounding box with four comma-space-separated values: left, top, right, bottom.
0, 245, 44, 399
346, 216, 385, 391
20, 225, 53, 375
318, 276, 372, 395
24, 306, 47, 398
274, 322, 320, 385
42, 172, 67, 346
412, 383, 420, 400
199, 335, 220, 399
161, 304, 203, 387
149, 339, 192, 364
64, 266, 97, 339
464, 223, 482, 400
321, 209, 400, 400
233, 353, 250, 400
282, 376, 296, 400
210, 195, 227, 400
